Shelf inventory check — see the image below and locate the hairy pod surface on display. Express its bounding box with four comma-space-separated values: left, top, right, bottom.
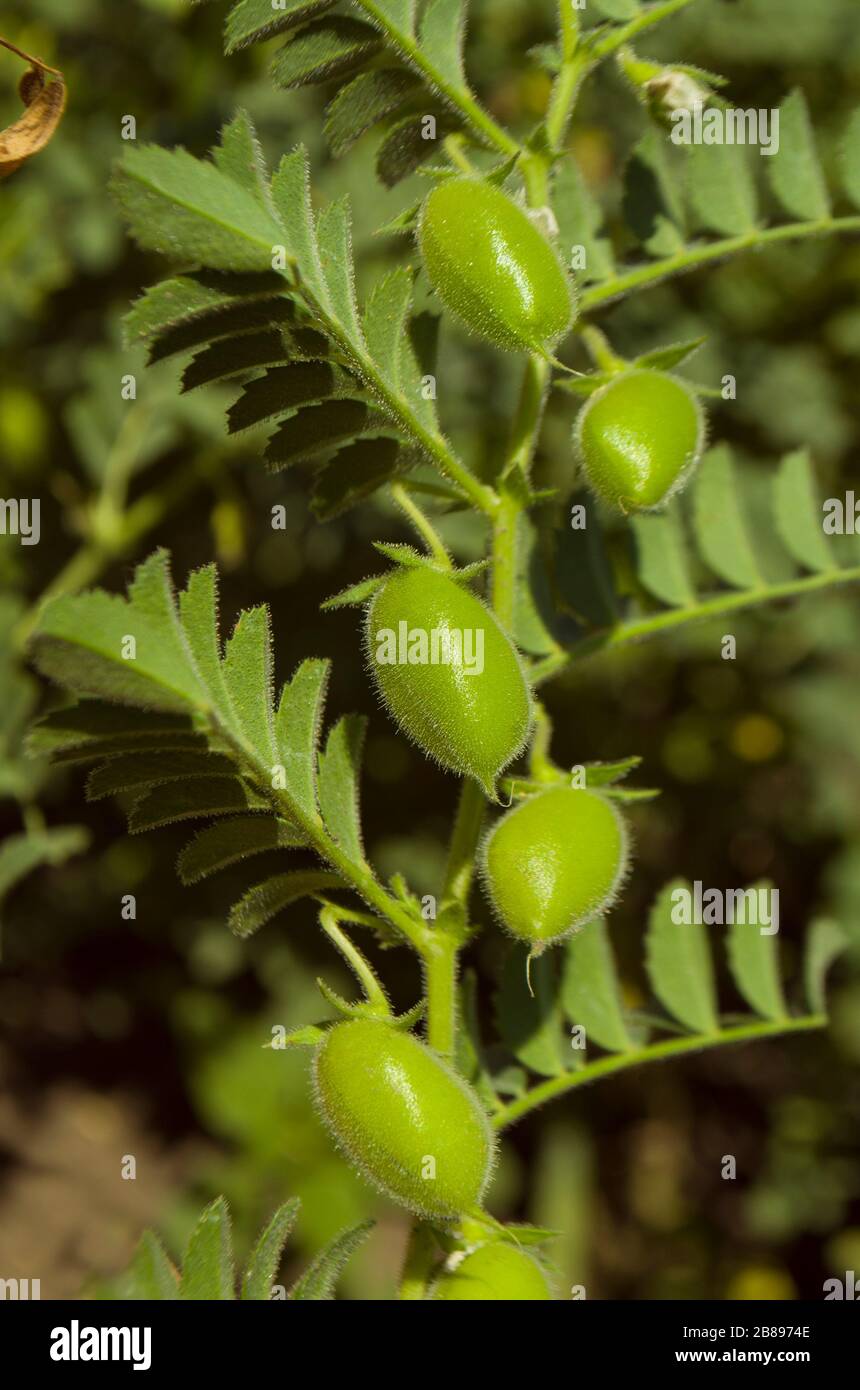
432, 1242, 555, 1300
482, 786, 628, 946
417, 177, 575, 353
576, 368, 705, 512
365, 565, 531, 796
313, 1018, 495, 1221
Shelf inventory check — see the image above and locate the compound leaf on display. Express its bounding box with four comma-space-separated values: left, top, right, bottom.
288, 1220, 374, 1300
241, 1198, 301, 1300
773, 449, 837, 574
562, 918, 634, 1054
180, 1197, 234, 1301
645, 879, 719, 1034
768, 89, 830, 222
726, 883, 786, 1021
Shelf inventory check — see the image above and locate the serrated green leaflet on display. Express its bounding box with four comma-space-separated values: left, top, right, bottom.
228, 362, 336, 433
85, 750, 235, 801
241, 1198, 301, 1300
288, 1220, 374, 1300
773, 450, 837, 574
324, 68, 419, 156
125, 1232, 180, 1301
316, 197, 364, 343
129, 778, 268, 833
562, 918, 633, 1054
318, 715, 367, 864
222, 606, 277, 764
177, 816, 307, 884
275, 659, 330, 817
180, 1198, 234, 1300
726, 882, 786, 1021
645, 879, 719, 1034
270, 18, 381, 90
692, 446, 763, 590
768, 90, 830, 222
418, 0, 467, 91
631, 507, 696, 608
229, 870, 343, 938
225, 0, 336, 54
111, 134, 283, 273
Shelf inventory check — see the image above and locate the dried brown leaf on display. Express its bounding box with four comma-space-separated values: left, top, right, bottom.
0, 36, 66, 177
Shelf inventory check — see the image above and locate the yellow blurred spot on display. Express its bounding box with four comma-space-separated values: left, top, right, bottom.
0, 386, 48, 471
726, 1266, 796, 1301
211, 499, 246, 570
520, 71, 552, 117
731, 714, 783, 762
571, 129, 615, 185
662, 726, 713, 782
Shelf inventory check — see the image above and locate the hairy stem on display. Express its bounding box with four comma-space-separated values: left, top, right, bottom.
493, 1014, 827, 1131
422, 931, 459, 1058
354, 0, 521, 161
581, 216, 860, 313
443, 779, 487, 905
390, 482, 453, 568
398, 1222, 438, 1300
530, 563, 860, 685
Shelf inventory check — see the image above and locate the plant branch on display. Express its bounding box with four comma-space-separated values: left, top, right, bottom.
529, 564, 860, 686
581, 217, 860, 313
398, 1222, 438, 1299
493, 1013, 827, 1131
390, 482, 453, 568
353, 0, 521, 160
590, 0, 701, 62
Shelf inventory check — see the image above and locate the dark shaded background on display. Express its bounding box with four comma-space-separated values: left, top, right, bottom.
1, 0, 859, 1299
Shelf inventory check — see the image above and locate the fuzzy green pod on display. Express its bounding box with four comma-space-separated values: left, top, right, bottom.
433, 1242, 555, 1301
482, 786, 628, 947
313, 1018, 495, 1221
576, 368, 705, 512
365, 565, 531, 796
417, 177, 575, 353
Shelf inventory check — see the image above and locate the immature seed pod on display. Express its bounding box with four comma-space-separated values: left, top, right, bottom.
576, 368, 705, 512
433, 1242, 555, 1301
313, 1018, 495, 1221
417, 176, 576, 353
482, 786, 628, 947
365, 565, 531, 796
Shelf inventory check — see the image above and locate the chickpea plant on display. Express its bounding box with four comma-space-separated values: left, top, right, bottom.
27, 0, 860, 1299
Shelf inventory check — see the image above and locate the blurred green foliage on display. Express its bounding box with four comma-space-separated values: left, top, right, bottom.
1, 0, 859, 1299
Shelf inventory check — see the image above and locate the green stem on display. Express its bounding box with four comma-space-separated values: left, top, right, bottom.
590, 0, 701, 62
390, 482, 453, 569
582, 217, 860, 313
354, 0, 521, 161
422, 931, 459, 1059
494, 1014, 827, 1131
502, 354, 550, 482
442, 778, 487, 905
398, 1222, 438, 1300
530, 564, 860, 685
318, 905, 391, 1013
491, 488, 520, 627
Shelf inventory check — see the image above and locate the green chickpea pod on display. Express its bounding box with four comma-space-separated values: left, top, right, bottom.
313, 1018, 496, 1221
482, 785, 628, 948
432, 1241, 556, 1301
365, 565, 532, 797
418, 176, 576, 354
576, 368, 705, 512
